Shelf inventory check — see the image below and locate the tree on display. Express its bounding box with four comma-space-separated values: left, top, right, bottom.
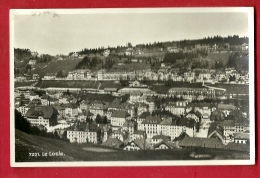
15, 109, 31, 134
103, 116, 108, 124
96, 114, 102, 123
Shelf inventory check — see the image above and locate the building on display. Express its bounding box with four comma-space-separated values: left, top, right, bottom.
123, 120, 136, 137
28, 60, 36, 65
168, 87, 216, 101
234, 133, 250, 144
79, 100, 90, 110
16, 105, 30, 116
241, 43, 249, 51
185, 110, 202, 123
137, 112, 151, 130
186, 103, 213, 120
53, 105, 66, 120
123, 138, 151, 151
110, 110, 131, 127
43, 73, 56, 80
103, 49, 110, 57
102, 137, 123, 148
131, 130, 145, 141
89, 100, 108, 117
125, 47, 134, 56
184, 72, 195, 82
25, 106, 59, 129
179, 136, 224, 149
67, 69, 91, 80
139, 116, 162, 139
67, 123, 101, 144
159, 117, 195, 141
207, 123, 225, 143
218, 120, 235, 140
153, 140, 175, 149
218, 104, 236, 117
110, 128, 130, 145
165, 102, 186, 116
32, 74, 40, 80
64, 103, 79, 117
151, 135, 171, 146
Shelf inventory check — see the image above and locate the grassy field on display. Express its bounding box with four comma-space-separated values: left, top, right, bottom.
15, 129, 249, 162
31, 59, 82, 77
15, 129, 191, 162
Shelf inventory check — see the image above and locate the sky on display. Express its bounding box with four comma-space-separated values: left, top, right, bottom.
13, 10, 249, 56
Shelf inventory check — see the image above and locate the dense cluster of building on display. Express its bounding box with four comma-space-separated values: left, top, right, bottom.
38, 65, 249, 85
14, 78, 250, 152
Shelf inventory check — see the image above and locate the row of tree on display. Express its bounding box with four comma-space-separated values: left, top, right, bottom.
71, 35, 248, 57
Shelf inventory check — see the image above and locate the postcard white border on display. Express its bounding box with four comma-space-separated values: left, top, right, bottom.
10, 7, 255, 167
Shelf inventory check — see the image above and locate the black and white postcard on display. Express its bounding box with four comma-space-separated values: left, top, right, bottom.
10, 8, 255, 167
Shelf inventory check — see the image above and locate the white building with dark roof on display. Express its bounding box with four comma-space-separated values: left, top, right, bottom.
25, 106, 59, 129
110, 110, 131, 127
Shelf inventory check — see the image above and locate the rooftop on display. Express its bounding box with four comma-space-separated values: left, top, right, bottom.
111, 110, 131, 118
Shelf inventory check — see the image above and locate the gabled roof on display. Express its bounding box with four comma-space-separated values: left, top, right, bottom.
111, 110, 131, 118
139, 112, 151, 119
53, 105, 65, 111
207, 123, 224, 139
152, 135, 170, 141
224, 142, 250, 152
131, 138, 151, 150
108, 98, 122, 109
102, 138, 123, 148
234, 133, 250, 139
25, 106, 59, 119
90, 100, 107, 110
80, 100, 90, 105
160, 117, 173, 125
179, 136, 224, 149
153, 140, 174, 149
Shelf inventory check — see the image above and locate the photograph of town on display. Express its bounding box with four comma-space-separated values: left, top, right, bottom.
11, 8, 254, 166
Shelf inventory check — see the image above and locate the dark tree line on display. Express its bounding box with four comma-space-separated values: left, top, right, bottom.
179, 35, 248, 48
75, 56, 99, 69
71, 35, 248, 57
